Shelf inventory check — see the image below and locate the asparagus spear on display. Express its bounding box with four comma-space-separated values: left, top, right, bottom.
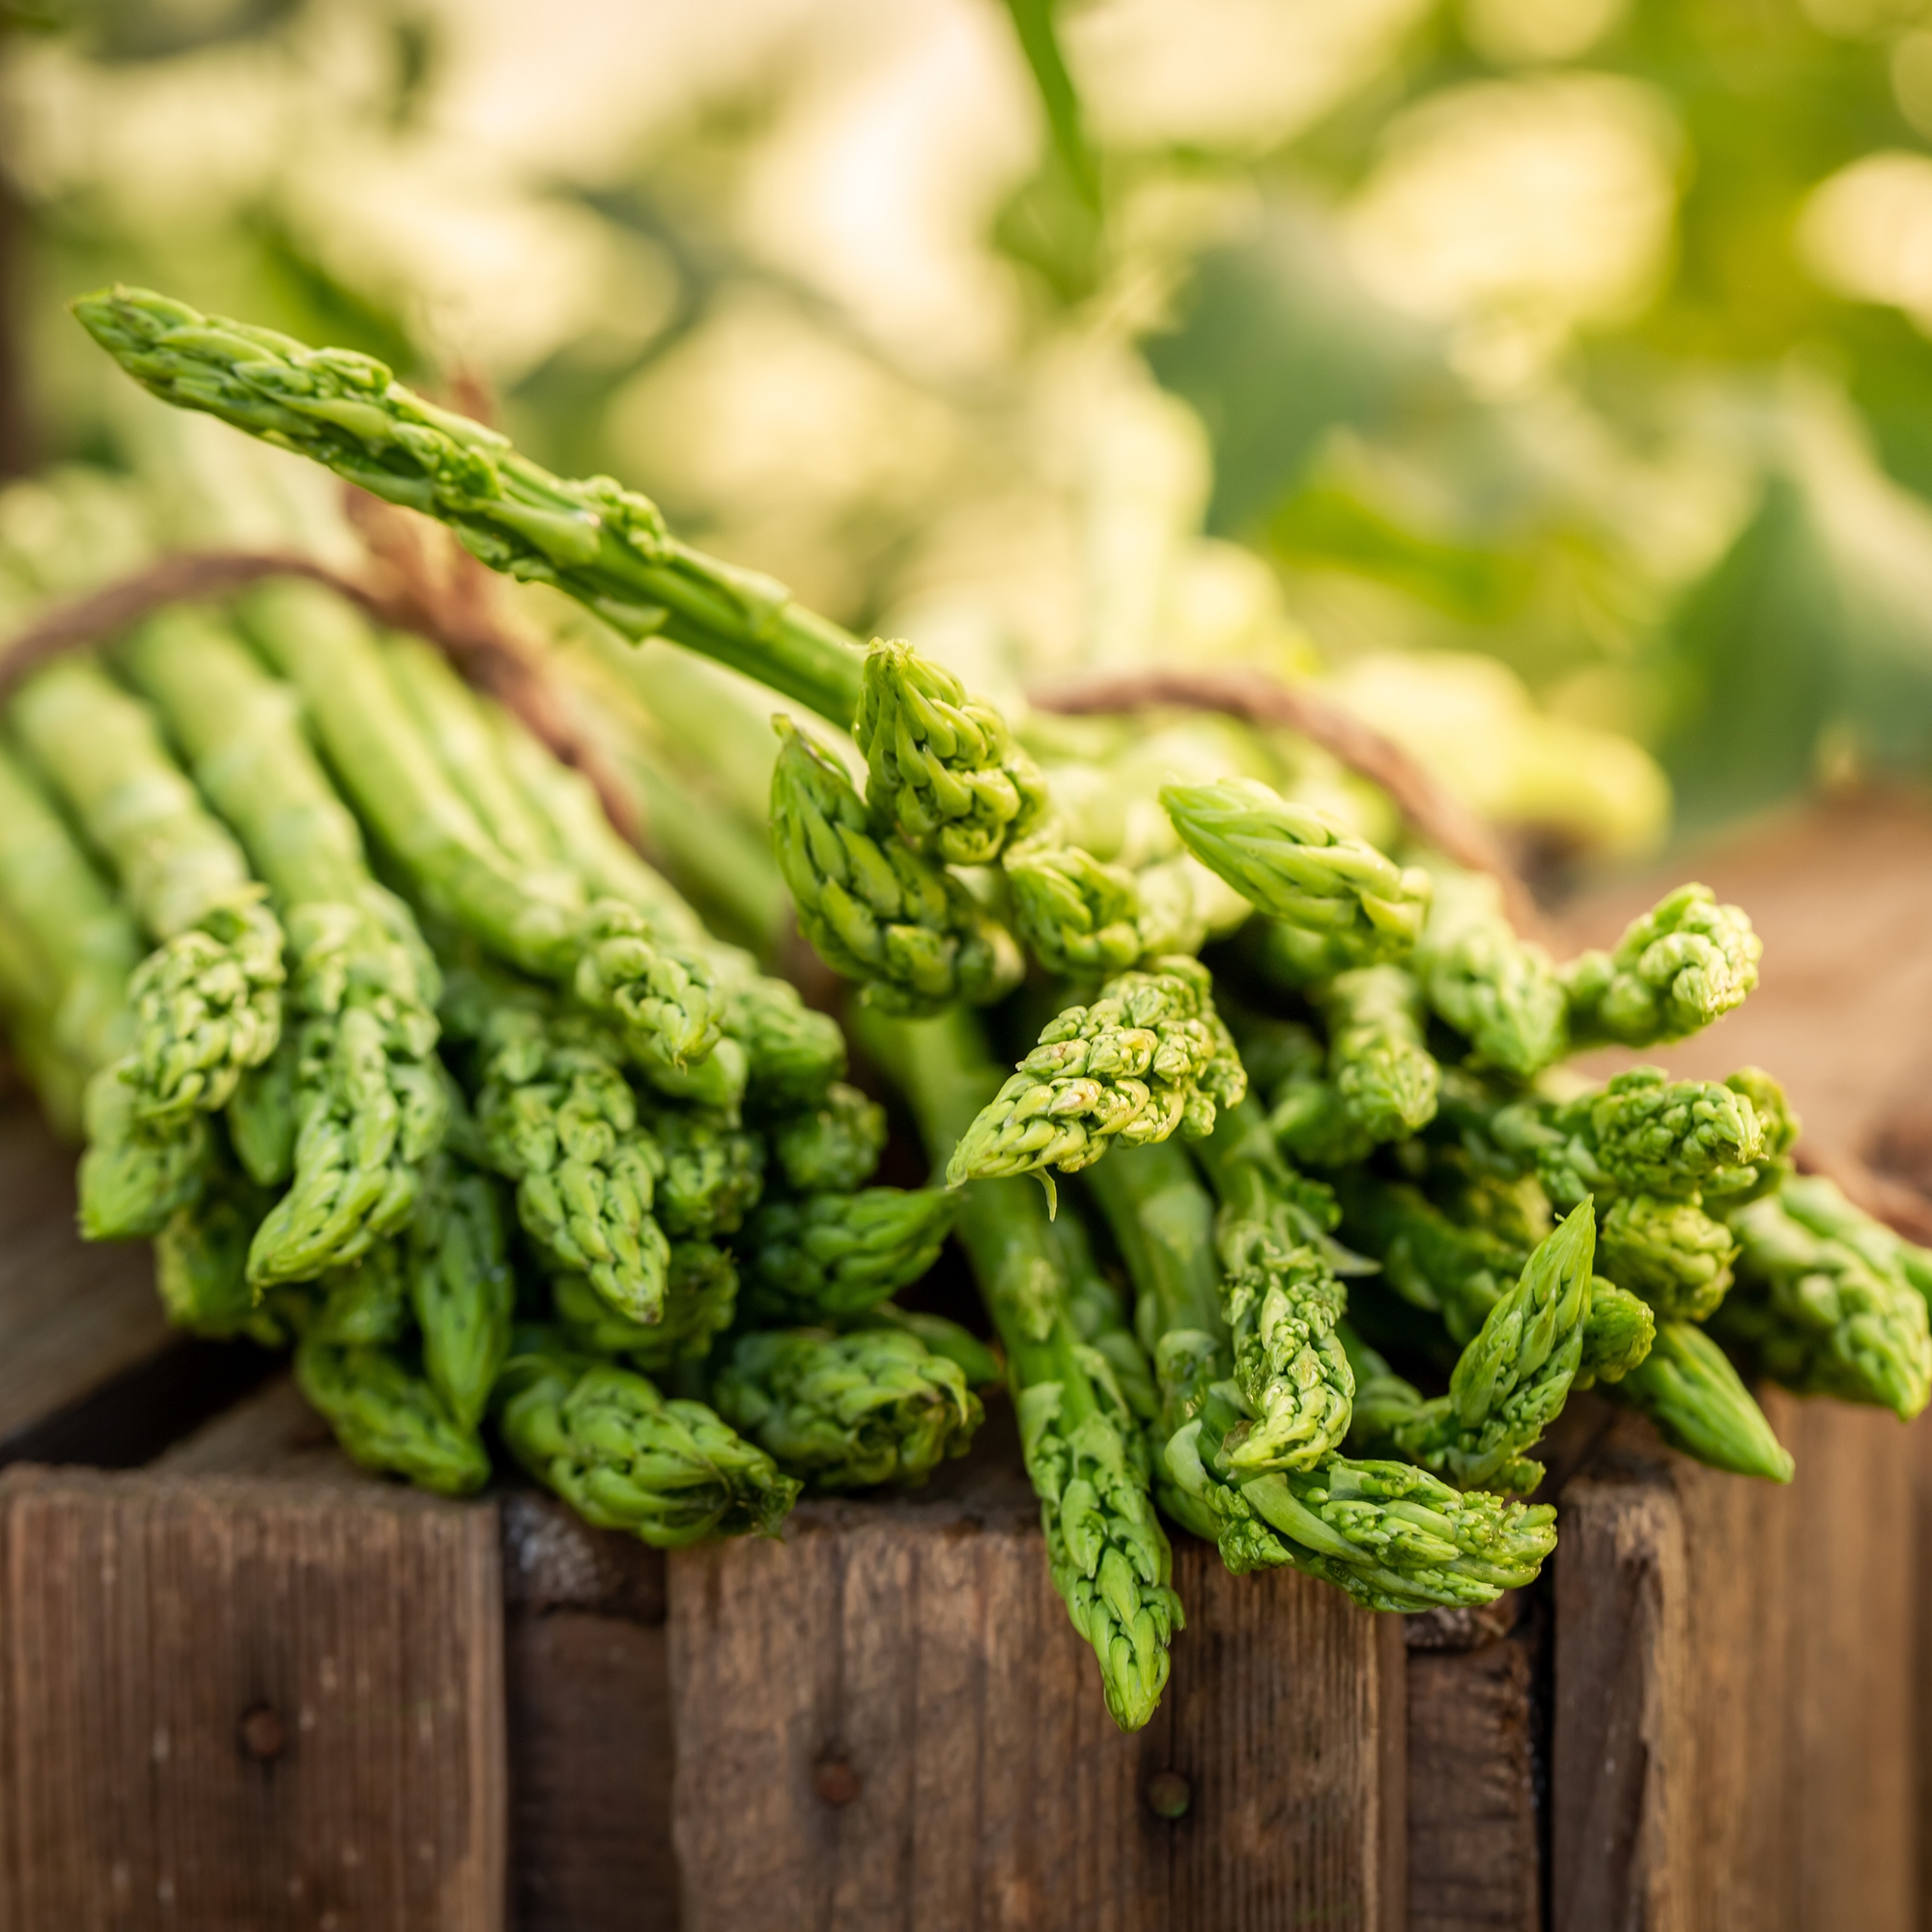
467, 996, 670, 1325
1716, 1179, 1932, 1419
1412, 869, 1566, 1077
769, 717, 1022, 1015
1080, 1141, 1235, 1541
945, 957, 1245, 1189
1333, 1170, 1524, 1347
1189, 1098, 1354, 1474
74, 286, 868, 724
408, 1157, 515, 1433
496, 1329, 799, 1546
0, 743, 140, 1093
768, 1082, 886, 1193
1596, 1193, 1738, 1321
11, 658, 284, 1123
1562, 885, 1761, 1051
1620, 1320, 1795, 1481
881, 1007, 1181, 1732
711, 1325, 982, 1491
854, 639, 1046, 865
1003, 841, 1209, 977
1318, 965, 1439, 1145
639, 1102, 764, 1239
549, 1242, 740, 1373
739, 1186, 960, 1323
153, 1157, 279, 1344
239, 580, 728, 1094
1159, 777, 1432, 960
1388, 1202, 1598, 1493
121, 609, 450, 1282
295, 1336, 490, 1495
483, 693, 845, 1106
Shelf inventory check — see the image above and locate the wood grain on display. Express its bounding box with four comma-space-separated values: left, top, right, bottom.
1407, 1600, 1542, 1932
1554, 1395, 1918, 1932
668, 1492, 1403, 1932
0, 1464, 506, 1931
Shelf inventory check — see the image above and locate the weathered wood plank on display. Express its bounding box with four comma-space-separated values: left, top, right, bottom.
668, 1487, 1404, 1932
1406, 1598, 1541, 1932
1554, 1394, 1917, 1932
0, 1464, 506, 1930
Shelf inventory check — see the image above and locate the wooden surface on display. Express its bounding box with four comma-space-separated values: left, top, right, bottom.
1553, 1397, 1919, 1932
668, 1482, 1405, 1932
0, 1463, 506, 1931
1406, 1600, 1543, 1932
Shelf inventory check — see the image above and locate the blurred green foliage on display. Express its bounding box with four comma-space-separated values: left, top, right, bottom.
9, 0, 1932, 847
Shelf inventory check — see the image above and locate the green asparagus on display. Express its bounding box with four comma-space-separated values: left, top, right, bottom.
712, 1325, 982, 1491
739, 1185, 960, 1323
496, 1330, 800, 1546
1562, 885, 1761, 1050
75, 286, 869, 724
408, 1157, 514, 1432
945, 957, 1245, 1187
1412, 868, 1567, 1076
768, 1081, 886, 1193
769, 717, 1022, 1015
1619, 1319, 1795, 1481
296, 1336, 490, 1495
550, 1241, 739, 1372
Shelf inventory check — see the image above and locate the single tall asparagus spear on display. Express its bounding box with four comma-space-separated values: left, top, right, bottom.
239, 581, 727, 1094
1159, 777, 1433, 960
1188, 1098, 1355, 1473
74, 286, 868, 724
945, 957, 1246, 1190
879, 1006, 1182, 1733
1562, 885, 1761, 1050
711, 1326, 982, 1492
1389, 1202, 1598, 1493
769, 717, 1022, 1015
1716, 1179, 1932, 1420
11, 657, 284, 1122
496, 1328, 800, 1547
121, 609, 450, 1283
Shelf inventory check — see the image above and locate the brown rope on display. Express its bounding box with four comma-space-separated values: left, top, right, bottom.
0, 533, 645, 851
1029, 664, 1544, 937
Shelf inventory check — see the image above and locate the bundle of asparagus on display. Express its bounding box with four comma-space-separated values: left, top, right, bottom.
0, 286, 1913, 1740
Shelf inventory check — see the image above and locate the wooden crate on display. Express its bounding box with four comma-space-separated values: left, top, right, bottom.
0, 792, 1929, 1930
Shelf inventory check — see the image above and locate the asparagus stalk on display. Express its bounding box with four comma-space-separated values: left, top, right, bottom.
768, 1082, 886, 1192
640, 1102, 765, 1240
74, 286, 868, 724
408, 1157, 515, 1432
496, 1329, 800, 1546
769, 717, 1022, 1015
1412, 869, 1566, 1077
1187, 1097, 1354, 1473
1716, 1179, 1932, 1420
549, 1241, 739, 1373
853, 639, 1046, 865
1562, 885, 1761, 1050
1333, 1170, 1524, 1348
945, 957, 1245, 1189
120, 609, 450, 1282
1388, 1202, 1598, 1493
739, 1186, 960, 1323
880, 1006, 1182, 1733
11, 658, 284, 1123
1317, 965, 1439, 1146
239, 580, 727, 1094
154, 1158, 279, 1344
711, 1325, 982, 1492
295, 1336, 490, 1495
1620, 1320, 1795, 1481
1159, 777, 1432, 960
484, 696, 846, 1108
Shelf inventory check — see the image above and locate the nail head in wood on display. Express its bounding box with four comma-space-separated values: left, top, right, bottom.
238, 1704, 286, 1763
811, 1754, 862, 1808
1145, 1769, 1192, 1820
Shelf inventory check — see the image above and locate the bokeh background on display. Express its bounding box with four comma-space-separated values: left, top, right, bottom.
6, 0, 1932, 887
